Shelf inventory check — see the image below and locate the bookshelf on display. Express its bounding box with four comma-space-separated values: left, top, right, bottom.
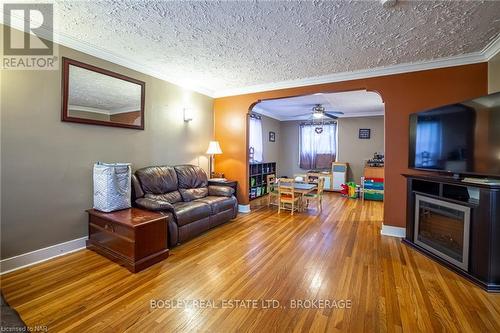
249, 162, 276, 200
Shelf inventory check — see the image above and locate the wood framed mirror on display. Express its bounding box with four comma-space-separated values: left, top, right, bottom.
61, 57, 145, 130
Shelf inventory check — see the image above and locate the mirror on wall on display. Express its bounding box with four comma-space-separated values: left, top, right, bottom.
61, 57, 145, 130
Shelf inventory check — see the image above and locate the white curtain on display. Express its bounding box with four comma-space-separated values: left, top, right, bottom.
300, 122, 337, 169
249, 116, 263, 162
415, 120, 442, 168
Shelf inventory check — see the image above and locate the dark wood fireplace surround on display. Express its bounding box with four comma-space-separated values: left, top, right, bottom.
403, 174, 500, 292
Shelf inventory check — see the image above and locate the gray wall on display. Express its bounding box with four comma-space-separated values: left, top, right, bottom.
1, 43, 214, 259
260, 115, 281, 173
277, 116, 385, 182
489, 52, 500, 93
337, 116, 385, 182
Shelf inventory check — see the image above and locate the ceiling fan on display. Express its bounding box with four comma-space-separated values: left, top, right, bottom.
292, 104, 344, 119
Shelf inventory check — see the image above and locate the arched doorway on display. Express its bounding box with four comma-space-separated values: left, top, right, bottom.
246, 89, 385, 212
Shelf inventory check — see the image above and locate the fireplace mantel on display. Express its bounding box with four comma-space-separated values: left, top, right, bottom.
403, 173, 500, 292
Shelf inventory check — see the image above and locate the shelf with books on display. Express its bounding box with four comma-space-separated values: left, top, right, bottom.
249, 162, 276, 200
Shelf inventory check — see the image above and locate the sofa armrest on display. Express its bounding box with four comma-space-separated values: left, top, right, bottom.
208, 185, 234, 197
135, 198, 175, 212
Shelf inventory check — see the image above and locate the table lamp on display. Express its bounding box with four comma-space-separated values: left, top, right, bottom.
206, 141, 222, 178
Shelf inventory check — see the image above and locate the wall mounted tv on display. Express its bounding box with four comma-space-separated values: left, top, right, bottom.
409, 92, 500, 178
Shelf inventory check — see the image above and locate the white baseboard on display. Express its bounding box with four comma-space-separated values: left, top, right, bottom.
0, 237, 88, 275
381, 224, 406, 238
238, 204, 251, 213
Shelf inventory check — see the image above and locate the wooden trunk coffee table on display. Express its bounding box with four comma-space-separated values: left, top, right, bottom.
86, 208, 169, 273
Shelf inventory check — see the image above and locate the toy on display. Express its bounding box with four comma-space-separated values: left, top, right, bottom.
340, 183, 349, 196
347, 182, 358, 199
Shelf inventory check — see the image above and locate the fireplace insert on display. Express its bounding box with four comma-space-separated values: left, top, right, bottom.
414, 194, 471, 270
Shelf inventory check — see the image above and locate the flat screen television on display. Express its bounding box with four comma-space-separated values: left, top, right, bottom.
409, 92, 500, 178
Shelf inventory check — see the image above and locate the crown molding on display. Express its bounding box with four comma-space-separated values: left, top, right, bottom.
2, 12, 499, 99
68, 105, 140, 115
50, 33, 215, 97
0, 14, 216, 97
270, 112, 385, 121
277, 112, 385, 121
213, 51, 487, 98
483, 33, 500, 61
251, 107, 282, 121
215, 33, 500, 98
253, 105, 384, 121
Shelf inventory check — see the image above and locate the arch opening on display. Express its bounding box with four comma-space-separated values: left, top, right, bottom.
246, 89, 386, 211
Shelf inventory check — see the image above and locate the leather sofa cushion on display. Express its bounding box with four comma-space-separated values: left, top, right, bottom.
131, 174, 145, 199
178, 217, 211, 243
209, 208, 235, 228
167, 214, 178, 247
136, 166, 178, 194
135, 198, 175, 212
179, 188, 208, 202
175, 165, 208, 189
208, 185, 234, 197
145, 191, 182, 204
172, 201, 211, 227
174, 165, 209, 201
195, 196, 237, 215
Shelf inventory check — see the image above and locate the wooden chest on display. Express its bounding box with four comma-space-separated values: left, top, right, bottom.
86, 208, 169, 272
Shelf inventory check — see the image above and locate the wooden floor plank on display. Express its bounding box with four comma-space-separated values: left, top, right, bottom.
2, 193, 500, 332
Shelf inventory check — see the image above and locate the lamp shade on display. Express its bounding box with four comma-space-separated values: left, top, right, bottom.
206, 141, 222, 155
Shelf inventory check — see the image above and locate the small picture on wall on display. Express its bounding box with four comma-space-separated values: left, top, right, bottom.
269, 131, 276, 142
359, 128, 371, 139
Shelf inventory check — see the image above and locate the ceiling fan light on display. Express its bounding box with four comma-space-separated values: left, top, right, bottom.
312, 104, 325, 112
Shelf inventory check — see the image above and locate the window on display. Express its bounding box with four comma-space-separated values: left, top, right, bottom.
249, 115, 263, 162
299, 122, 337, 169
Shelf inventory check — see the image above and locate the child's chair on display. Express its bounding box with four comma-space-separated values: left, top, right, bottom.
278, 178, 300, 215
304, 177, 325, 212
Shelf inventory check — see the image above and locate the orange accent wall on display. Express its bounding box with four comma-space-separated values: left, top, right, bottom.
214, 63, 488, 227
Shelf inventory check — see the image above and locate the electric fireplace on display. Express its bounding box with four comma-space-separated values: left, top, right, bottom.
414, 194, 471, 270
404, 170, 500, 291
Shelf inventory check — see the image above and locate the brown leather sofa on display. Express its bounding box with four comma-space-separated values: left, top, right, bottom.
132, 165, 238, 247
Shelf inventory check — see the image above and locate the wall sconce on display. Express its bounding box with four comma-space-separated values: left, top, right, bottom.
183, 108, 193, 122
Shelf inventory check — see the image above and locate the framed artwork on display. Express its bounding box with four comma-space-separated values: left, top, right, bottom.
61, 57, 145, 130
359, 128, 371, 139
269, 131, 276, 142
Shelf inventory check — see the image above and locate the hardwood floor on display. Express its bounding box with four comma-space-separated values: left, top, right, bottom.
2, 193, 500, 332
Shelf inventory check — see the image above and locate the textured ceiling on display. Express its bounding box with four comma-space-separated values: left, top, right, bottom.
253, 90, 384, 120
53, 0, 500, 96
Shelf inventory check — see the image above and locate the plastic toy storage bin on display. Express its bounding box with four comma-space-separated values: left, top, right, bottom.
363, 189, 384, 201
364, 181, 384, 190
362, 177, 384, 201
